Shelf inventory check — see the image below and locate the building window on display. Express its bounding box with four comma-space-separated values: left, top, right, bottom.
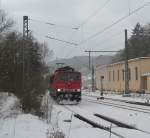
135, 67, 138, 80
122, 69, 124, 81
128, 68, 131, 80
109, 71, 111, 81
117, 70, 119, 81
113, 71, 115, 81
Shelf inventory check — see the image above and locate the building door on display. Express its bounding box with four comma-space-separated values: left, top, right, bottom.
141, 76, 147, 90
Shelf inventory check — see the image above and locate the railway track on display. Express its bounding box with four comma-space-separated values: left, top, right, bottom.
83, 94, 150, 105
82, 96, 150, 114
62, 105, 126, 138
48, 93, 150, 138
61, 104, 150, 138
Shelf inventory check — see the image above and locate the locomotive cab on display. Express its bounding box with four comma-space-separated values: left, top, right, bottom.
49, 66, 82, 103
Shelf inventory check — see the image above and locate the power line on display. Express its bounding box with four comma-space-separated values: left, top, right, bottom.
86, 30, 124, 50
128, 0, 131, 15
0, 0, 1, 9
65, 30, 123, 59
85, 50, 119, 52
46, 36, 78, 46
63, 31, 123, 61
102, 40, 124, 51
78, 1, 150, 45
78, 0, 112, 28
29, 18, 79, 30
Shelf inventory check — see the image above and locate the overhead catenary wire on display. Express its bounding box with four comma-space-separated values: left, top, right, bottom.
77, 1, 150, 45
78, 0, 112, 28
46, 36, 78, 46
128, 0, 131, 15
95, 38, 124, 51
85, 50, 119, 52
28, 1, 150, 61
62, 35, 122, 68
29, 18, 79, 30
28, 1, 150, 47
103, 41, 124, 51
86, 30, 124, 50
64, 21, 123, 59
64, 30, 124, 60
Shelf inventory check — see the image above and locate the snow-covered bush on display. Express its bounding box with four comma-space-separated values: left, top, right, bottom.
47, 130, 66, 138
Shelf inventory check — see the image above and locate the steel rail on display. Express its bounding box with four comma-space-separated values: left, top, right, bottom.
83, 94, 150, 112
62, 105, 125, 138
83, 98, 150, 115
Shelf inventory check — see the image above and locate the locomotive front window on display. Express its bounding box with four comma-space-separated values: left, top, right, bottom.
59, 73, 68, 81
68, 73, 80, 81
58, 72, 80, 82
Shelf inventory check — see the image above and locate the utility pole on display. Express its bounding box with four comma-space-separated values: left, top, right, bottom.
124, 29, 129, 95
22, 16, 29, 92
85, 50, 118, 93
23, 16, 29, 39
92, 66, 95, 92
84, 50, 91, 69
85, 50, 119, 69
88, 51, 91, 69
85, 50, 92, 92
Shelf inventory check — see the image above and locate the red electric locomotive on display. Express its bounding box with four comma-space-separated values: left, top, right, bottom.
49, 66, 82, 103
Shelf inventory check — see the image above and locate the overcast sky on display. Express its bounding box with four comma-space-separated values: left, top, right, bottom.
1, 0, 150, 60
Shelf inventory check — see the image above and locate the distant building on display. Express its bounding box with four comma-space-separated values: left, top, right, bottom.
95, 57, 150, 93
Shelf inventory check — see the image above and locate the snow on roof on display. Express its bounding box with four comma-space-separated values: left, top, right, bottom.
96, 57, 150, 69
142, 73, 150, 77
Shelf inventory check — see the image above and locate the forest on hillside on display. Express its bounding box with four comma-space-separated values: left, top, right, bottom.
113, 23, 150, 62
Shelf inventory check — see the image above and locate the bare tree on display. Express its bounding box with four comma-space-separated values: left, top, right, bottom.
0, 10, 13, 35
39, 42, 54, 64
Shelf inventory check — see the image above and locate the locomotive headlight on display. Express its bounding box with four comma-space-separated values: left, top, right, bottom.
57, 89, 61, 92
77, 89, 81, 92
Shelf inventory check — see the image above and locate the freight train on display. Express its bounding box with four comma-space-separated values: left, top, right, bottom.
49, 66, 82, 103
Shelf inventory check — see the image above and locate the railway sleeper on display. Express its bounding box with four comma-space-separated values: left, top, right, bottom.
94, 113, 135, 129
94, 113, 150, 135
74, 114, 125, 138
125, 101, 150, 106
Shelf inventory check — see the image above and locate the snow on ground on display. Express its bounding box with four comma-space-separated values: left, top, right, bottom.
0, 92, 49, 138
50, 103, 113, 138
0, 114, 48, 138
0, 93, 21, 119
48, 91, 150, 138
1, 91, 150, 138
83, 90, 150, 103
79, 100, 150, 136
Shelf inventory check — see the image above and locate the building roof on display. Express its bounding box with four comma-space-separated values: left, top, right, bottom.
142, 73, 150, 77
96, 57, 150, 69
